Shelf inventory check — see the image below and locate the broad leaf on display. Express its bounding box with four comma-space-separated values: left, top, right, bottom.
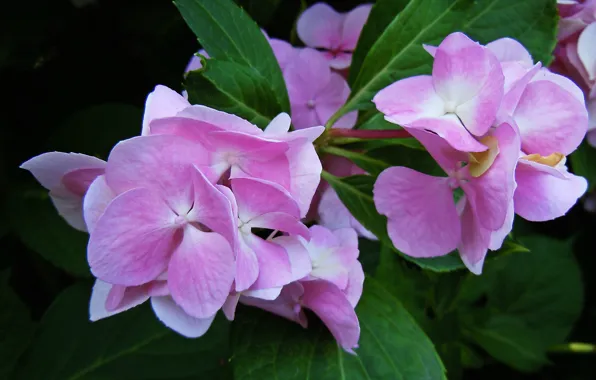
323, 146, 390, 176
185, 58, 282, 128
175, 0, 289, 112
6, 189, 91, 277
14, 283, 231, 380
570, 140, 596, 192
0, 270, 36, 378
232, 277, 446, 379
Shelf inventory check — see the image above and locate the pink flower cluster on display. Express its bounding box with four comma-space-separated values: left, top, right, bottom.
553, 0, 596, 145
21, 86, 363, 352
374, 33, 589, 273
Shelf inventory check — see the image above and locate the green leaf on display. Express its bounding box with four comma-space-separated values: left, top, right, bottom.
0, 270, 36, 377
331, 0, 558, 124
45, 104, 142, 159
323, 146, 390, 176
570, 140, 596, 191
463, 236, 583, 371
14, 283, 231, 380
175, 0, 289, 112
6, 189, 91, 277
232, 277, 446, 379
349, 0, 411, 84
234, 0, 282, 27
185, 58, 282, 128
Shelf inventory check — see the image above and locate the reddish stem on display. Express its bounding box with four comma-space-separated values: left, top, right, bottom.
328, 128, 411, 139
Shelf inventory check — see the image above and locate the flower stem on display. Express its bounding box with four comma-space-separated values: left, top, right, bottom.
328, 128, 411, 139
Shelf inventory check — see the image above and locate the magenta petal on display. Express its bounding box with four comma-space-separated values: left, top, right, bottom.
301, 280, 360, 353
89, 280, 149, 321
83, 175, 115, 233
514, 160, 588, 221
88, 188, 177, 286
168, 227, 235, 319
142, 85, 190, 135
244, 233, 293, 290
374, 167, 460, 257
297, 3, 344, 49
231, 177, 301, 221
106, 135, 211, 214
458, 201, 491, 275
151, 296, 215, 338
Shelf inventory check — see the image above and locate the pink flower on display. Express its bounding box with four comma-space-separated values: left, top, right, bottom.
374, 32, 505, 153
373, 122, 520, 274
284, 48, 357, 129
297, 2, 372, 69
20, 153, 106, 231
241, 225, 363, 353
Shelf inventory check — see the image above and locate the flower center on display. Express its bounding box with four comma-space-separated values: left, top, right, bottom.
306, 99, 316, 109
174, 214, 188, 226
522, 152, 565, 167
443, 100, 458, 114
468, 136, 499, 177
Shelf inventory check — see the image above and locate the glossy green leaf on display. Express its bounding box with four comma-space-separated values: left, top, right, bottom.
570, 140, 596, 192
185, 58, 282, 128
6, 189, 91, 277
232, 277, 446, 379
0, 270, 36, 378
323, 146, 390, 176
175, 0, 289, 112
14, 283, 231, 380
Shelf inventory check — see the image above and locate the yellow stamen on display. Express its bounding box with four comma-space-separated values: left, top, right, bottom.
468, 136, 499, 177
522, 152, 565, 167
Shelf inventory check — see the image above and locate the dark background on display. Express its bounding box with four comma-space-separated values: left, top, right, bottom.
1, 0, 594, 379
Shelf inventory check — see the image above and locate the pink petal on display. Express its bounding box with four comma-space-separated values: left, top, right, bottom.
223, 293, 240, 321
297, 3, 344, 49
318, 186, 377, 240
374, 75, 446, 125
263, 112, 291, 135
244, 233, 293, 290
499, 63, 541, 118
406, 128, 469, 174
408, 115, 489, 152
151, 296, 215, 338
271, 235, 312, 282
243, 287, 283, 300
341, 4, 373, 50
88, 188, 177, 286
187, 167, 237, 249
269, 39, 297, 71
530, 68, 585, 103
486, 38, 533, 66
328, 53, 353, 70
249, 212, 310, 239
315, 73, 353, 127
285, 48, 332, 103
373, 167, 460, 257
290, 106, 322, 130
142, 85, 190, 135
433, 32, 504, 136
513, 80, 588, 156
514, 159, 588, 221
462, 121, 520, 230
83, 175, 115, 233
285, 135, 323, 218
235, 235, 260, 292
106, 135, 211, 214
168, 226, 235, 319
343, 261, 364, 307
231, 177, 300, 221
578, 22, 596, 80
301, 280, 360, 353
423, 44, 438, 57
241, 282, 307, 327
458, 201, 491, 275
489, 199, 515, 251
89, 280, 149, 321
62, 168, 106, 197
184, 49, 208, 73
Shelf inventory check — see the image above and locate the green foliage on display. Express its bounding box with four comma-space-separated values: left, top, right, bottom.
570, 141, 596, 191
232, 277, 446, 380
13, 283, 232, 380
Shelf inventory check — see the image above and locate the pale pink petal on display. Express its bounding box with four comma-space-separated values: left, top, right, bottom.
83, 175, 115, 233
168, 226, 235, 319
462, 121, 520, 230
269, 39, 297, 71
142, 85, 190, 135
513, 80, 588, 155
315, 73, 353, 127
235, 236, 259, 292
231, 177, 300, 221
514, 160, 588, 221
62, 168, 106, 196
271, 235, 312, 282
187, 167, 237, 249
374, 167, 460, 257
285, 137, 323, 218
184, 49, 208, 73
249, 212, 310, 239
88, 188, 177, 286
408, 115, 489, 152
433, 32, 504, 135
264, 112, 291, 135
223, 293, 240, 321
318, 187, 377, 239
458, 201, 490, 275
343, 261, 364, 307
489, 199, 515, 251
106, 135, 211, 214
374, 76, 445, 124
578, 23, 596, 80
146, 280, 169, 297
301, 280, 360, 353
151, 296, 215, 338
89, 280, 149, 321
105, 285, 126, 310
243, 287, 283, 300
406, 128, 469, 174
290, 106, 322, 130
48, 193, 87, 232
341, 4, 373, 50
160, 105, 260, 136
230, 157, 292, 199
328, 53, 353, 70
241, 282, 307, 327
297, 3, 344, 49
499, 63, 541, 117
284, 48, 332, 104
244, 233, 293, 290
486, 38, 533, 66
530, 68, 585, 103
423, 44, 438, 57
588, 97, 596, 132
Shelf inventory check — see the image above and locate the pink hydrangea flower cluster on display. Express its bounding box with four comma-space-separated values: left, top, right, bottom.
553, 0, 596, 145
374, 33, 589, 273
21, 86, 364, 353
